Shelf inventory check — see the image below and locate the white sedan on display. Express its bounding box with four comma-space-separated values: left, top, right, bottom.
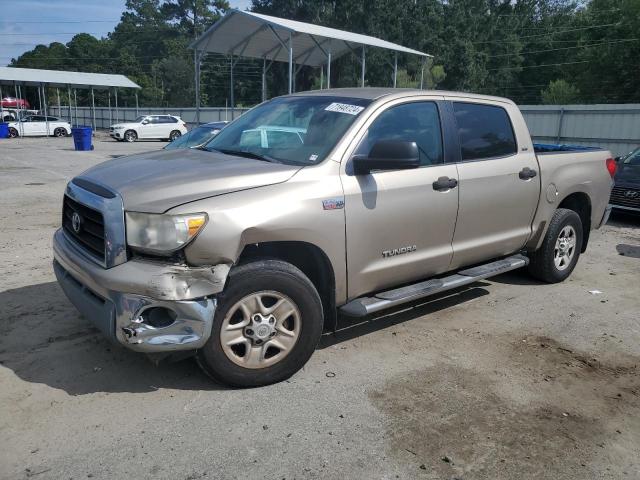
109, 115, 188, 142
8, 115, 71, 138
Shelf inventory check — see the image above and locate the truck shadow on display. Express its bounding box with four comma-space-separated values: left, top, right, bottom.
0, 282, 226, 395
1, 278, 515, 394
320, 283, 491, 348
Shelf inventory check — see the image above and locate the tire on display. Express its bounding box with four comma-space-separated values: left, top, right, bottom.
196, 260, 324, 388
53, 127, 66, 137
124, 130, 137, 142
169, 130, 181, 141
528, 208, 583, 283
8, 127, 19, 138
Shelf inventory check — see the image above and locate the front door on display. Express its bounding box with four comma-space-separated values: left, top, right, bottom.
341, 99, 459, 299
445, 99, 541, 269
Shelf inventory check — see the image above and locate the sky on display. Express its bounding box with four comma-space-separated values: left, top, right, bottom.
0, 0, 252, 67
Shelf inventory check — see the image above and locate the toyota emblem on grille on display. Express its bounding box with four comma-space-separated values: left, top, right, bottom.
71, 212, 83, 233
624, 190, 639, 199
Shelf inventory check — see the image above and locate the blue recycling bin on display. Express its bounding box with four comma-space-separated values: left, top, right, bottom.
71, 126, 94, 151
0, 123, 9, 139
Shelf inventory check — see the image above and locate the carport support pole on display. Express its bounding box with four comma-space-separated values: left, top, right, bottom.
326, 51, 331, 89
108, 90, 112, 126
67, 86, 72, 126
393, 52, 398, 88
194, 50, 201, 125
114, 88, 119, 124
37, 84, 42, 113
361, 46, 366, 87
135, 91, 139, 118
262, 57, 266, 102
229, 55, 234, 112
91, 87, 96, 131
14, 83, 23, 136
42, 84, 50, 136
73, 89, 78, 126
288, 33, 293, 94
420, 57, 425, 89
56, 88, 61, 119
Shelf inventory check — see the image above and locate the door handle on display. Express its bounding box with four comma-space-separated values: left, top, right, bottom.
432, 176, 458, 191
519, 167, 537, 180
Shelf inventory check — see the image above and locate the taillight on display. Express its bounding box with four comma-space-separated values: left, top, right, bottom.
606, 158, 617, 178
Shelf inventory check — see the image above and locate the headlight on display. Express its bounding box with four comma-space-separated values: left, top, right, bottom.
125, 212, 208, 254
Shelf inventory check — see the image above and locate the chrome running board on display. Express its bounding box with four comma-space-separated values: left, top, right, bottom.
339, 254, 529, 317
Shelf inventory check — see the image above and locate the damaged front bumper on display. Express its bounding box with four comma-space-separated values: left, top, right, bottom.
53, 228, 229, 352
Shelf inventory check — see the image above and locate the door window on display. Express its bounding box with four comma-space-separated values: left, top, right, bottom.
452, 102, 517, 161
355, 102, 443, 166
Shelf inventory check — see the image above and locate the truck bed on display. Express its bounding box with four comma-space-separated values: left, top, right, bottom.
533, 143, 604, 154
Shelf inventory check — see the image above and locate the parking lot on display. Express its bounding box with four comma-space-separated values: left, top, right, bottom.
1, 136, 639, 479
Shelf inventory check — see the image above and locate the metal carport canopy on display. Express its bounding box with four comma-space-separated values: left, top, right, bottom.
190, 9, 431, 68
0, 66, 140, 89
190, 9, 432, 121
0, 66, 140, 133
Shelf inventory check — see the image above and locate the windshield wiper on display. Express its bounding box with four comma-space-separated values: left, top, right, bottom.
214, 148, 281, 163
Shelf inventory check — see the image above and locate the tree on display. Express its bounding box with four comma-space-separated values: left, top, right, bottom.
541, 79, 581, 104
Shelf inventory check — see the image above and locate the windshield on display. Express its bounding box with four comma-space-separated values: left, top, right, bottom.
203, 96, 371, 165
165, 125, 219, 150
133, 116, 146, 123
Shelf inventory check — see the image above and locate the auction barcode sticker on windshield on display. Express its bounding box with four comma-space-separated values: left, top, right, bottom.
324, 102, 365, 115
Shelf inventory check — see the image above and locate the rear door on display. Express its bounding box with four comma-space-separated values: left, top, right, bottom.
341, 98, 460, 299
445, 98, 540, 269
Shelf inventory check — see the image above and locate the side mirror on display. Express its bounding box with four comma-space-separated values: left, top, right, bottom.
352, 140, 420, 175
141, 120, 149, 125
614, 156, 621, 163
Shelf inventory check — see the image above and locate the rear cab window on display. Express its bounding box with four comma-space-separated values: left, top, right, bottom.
452, 102, 517, 161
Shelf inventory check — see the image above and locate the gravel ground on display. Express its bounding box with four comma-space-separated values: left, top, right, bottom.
1, 135, 639, 480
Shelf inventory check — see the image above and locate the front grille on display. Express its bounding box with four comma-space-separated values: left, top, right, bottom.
62, 195, 106, 261
610, 186, 640, 209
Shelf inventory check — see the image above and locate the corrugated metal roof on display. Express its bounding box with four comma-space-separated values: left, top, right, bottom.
0, 67, 140, 89
190, 9, 431, 67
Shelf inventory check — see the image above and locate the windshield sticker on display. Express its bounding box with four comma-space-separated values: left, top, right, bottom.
324, 103, 365, 115
309, 154, 319, 162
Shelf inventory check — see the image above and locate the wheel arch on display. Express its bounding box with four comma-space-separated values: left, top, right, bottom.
236, 241, 337, 332
557, 191, 592, 252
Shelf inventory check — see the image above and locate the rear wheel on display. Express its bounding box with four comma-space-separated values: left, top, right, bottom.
8, 127, 19, 138
53, 127, 66, 137
196, 260, 324, 387
528, 208, 583, 283
124, 130, 137, 142
169, 130, 181, 141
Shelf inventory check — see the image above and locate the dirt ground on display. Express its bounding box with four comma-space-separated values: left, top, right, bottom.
1, 136, 639, 480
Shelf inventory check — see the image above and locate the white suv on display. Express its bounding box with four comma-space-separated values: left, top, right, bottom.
109, 115, 188, 142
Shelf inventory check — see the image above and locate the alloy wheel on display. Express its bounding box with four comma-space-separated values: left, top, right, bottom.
220, 291, 301, 369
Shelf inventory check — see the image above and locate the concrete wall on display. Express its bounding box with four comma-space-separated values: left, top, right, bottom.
519, 104, 640, 157
50, 103, 640, 157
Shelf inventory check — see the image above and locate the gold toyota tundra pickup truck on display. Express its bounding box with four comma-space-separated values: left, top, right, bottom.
53, 88, 615, 387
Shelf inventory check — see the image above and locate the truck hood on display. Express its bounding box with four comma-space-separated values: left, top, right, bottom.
76, 148, 302, 213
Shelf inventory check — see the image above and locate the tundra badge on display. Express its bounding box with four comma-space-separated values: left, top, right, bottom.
382, 245, 417, 258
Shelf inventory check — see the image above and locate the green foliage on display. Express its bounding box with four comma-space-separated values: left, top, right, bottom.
541, 79, 581, 104
10, 0, 640, 107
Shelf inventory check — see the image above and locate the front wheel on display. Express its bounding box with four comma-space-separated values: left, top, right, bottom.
528, 208, 583, 283
196, 260, 324, 387
8, 127, 19, 138
124, 130, 138, 142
